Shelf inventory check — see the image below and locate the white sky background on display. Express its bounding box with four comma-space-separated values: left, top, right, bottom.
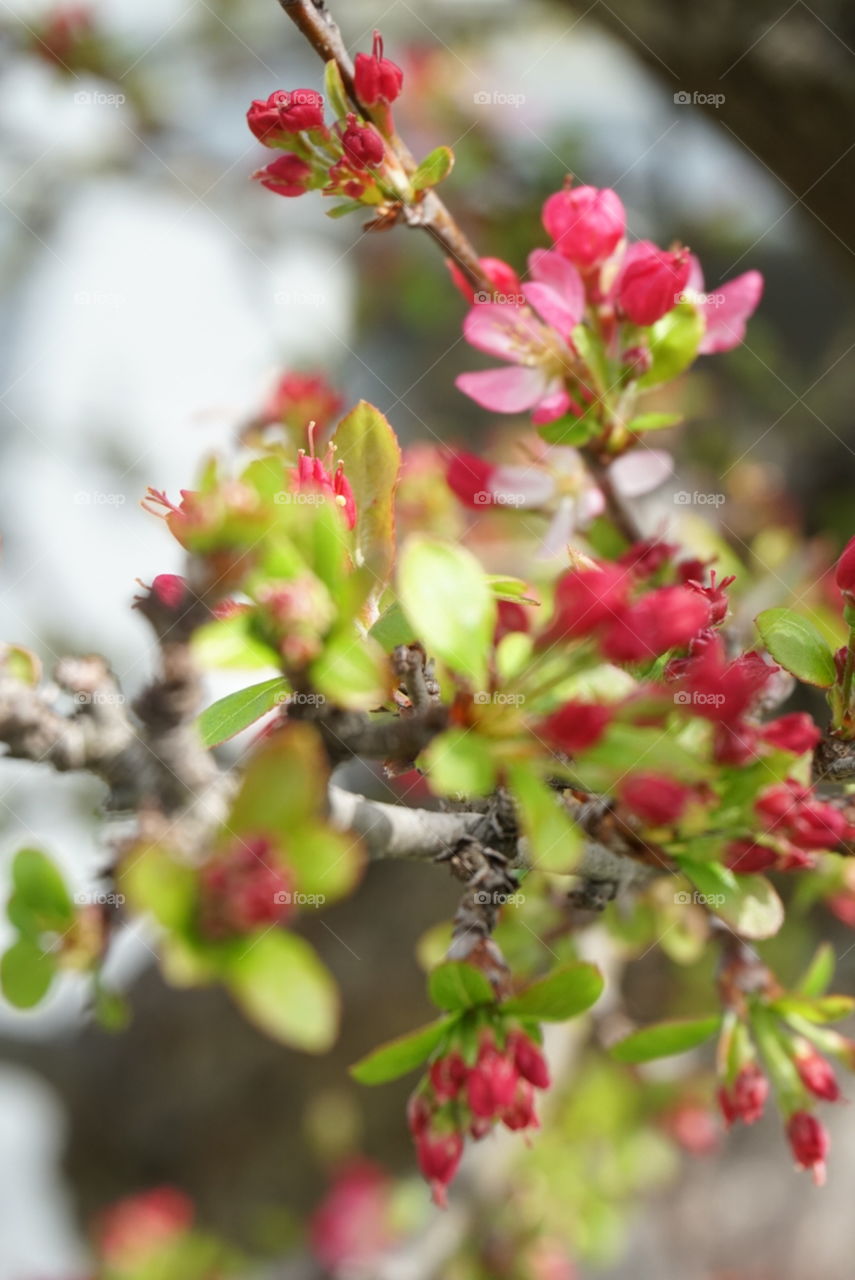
0, 0, 792, 1273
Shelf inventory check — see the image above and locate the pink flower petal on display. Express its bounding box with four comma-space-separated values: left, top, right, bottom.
532, 384, 571, 424
524, 250, 585, 334
462, 304, 541, 363
455, 366, 549, 413
491, 464, 556, 507
686, 253, 705, 295
611, 448, 673, 497
699, 270, 764, 354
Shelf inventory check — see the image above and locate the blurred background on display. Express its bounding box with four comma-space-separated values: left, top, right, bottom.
1, 0, 855, 1275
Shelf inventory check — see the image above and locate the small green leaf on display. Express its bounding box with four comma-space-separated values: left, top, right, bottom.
228, 723, 328, 836
755, 608, 836, 688
771, 993, 855, 1024
678, 858, 784, 940
1, 938, 56, 1009
609, 1015, 721, 1063
284, 821, 363, 905
119, 843, 198, 934
486, 576, 538, 605
193, 614, 279, 671
502, 962, 604, 1021
421, 729, 496, 796
428, 962, 496, 1012
537, 410, 599, 447
8, 848, 74, 936
369, 602, 417, 650
627, 412, 683, 432
398, 536, 495, 686
797, 942, 835, 998
1, 645, 41, 685
639, 301, 704, 388
332, 401, 401, 603
226, 930, 339, 1051
197, 677, 288, 748
325, 200, 365, 219
350, 1017, 453, 1084
311, 631, 390, 711
571, 325, 609, 396
508, 763, 581, 873
411, 145, 454, 191
324, 59, 349, 120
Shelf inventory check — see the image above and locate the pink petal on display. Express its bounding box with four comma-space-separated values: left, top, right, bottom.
462, 304, 541, 363
536, 498, 579, 560
699, 270, 764, 354
611, 448, 673, 497
491, 464, 556, 507
455, 366, 549, 413
686, 253, 705, 295
525, 249, 585, 334
532, 384, 571, 424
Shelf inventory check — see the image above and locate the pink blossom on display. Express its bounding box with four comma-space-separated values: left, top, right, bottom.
617, 241, 691, 326
685, 256, 764, 353
542, 184, 626, 269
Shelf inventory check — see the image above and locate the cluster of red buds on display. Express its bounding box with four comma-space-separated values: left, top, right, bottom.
727, 778, 851, 872
291, 436, 357, 530
408, 1024, 550, 1206
198, 836, 294, 941
247, 31, 407, 211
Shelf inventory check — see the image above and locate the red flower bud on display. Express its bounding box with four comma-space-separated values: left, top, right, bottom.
508, 1030, 551, 1089
545, 564, 631, 642
259, 371, 343, 432
600, 587, 710, 663
341, 116, 385, 168
725, 839, 778, 874
253, 153, 313, 197
760, 712, 821, 756
97, 1188, 194, 1263
619, 772, 692, 826
786, 1110, 830, 1185
415, 1127, 463, 1207
198, 837, 294, 940
429, 1051, 468, 1101
406, 1091, 432, 1137
538, 700, 612, 756
354, 31, 404, 106
501, 1078, 540, 1131
466, 1047, 519, 1118
447, 256, 523, 305
717, 1062, 768, 1127
617, 240, 691, 326
794, 1047, 840, 1102
835, 534, 855, 598
247, 89, 325, 143
150, 573, 187, 609
542, 185, 626, 269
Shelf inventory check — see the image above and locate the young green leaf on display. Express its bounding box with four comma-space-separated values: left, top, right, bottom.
627, 412, 683, 432
310, 631, 390, 711
9, 847, 74, 934
501, 962, 604, 1021
639, 302, 705, 388
350, 1017, 454, 1084
507, 762, 581, 874
197, 677, 288, 748
796, 942, 835, 998
421, 729, 496, 796
609, 1014, 721, 1063
428, 962, 496, 1012
324, 58, 350, 120
755, 608, 836, 688
226, 930, 339, 1052
398, 536, 495, 686
1, 937, 56, 1009
411, 145, 454, 191
771, 993, 855, 1024
677, 858, 784, 940
331, 401, 401, 602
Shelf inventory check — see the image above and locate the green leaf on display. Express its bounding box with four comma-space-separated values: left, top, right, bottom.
486, 576, 538, 605
226, 930, 338, 1051
411, 145, 454, 191
228, 723, 328, 836
325, 200, 365, 219
639, 302, 704, 388
332, 401, 401, 603
119, 843, 198, 934
678, 859, 784, 940
627, 412, 683, 432
537, 411, 599, 447
323, 58, 349, 120
421, 729, 496, 796
8, 848, 74, 936
797, 942, 835, 997
197, 677, 288, 748
771, 993, 855, 1024
1, 645, 41, 685
310, 631, 390, 711
502, 962, 604, 1021
369, 602, 417, 650
283, 821, 363, 905
755, 608, 836, 688
507, 762, 582, 873
398, 536, 495, 686
1, 937, 56, 1009
609, 1015, 721, 1063
350, 1017, 453, 1084
571, 325, 610, 396
428, 962, 496, 1012
192, 614, 279, 671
